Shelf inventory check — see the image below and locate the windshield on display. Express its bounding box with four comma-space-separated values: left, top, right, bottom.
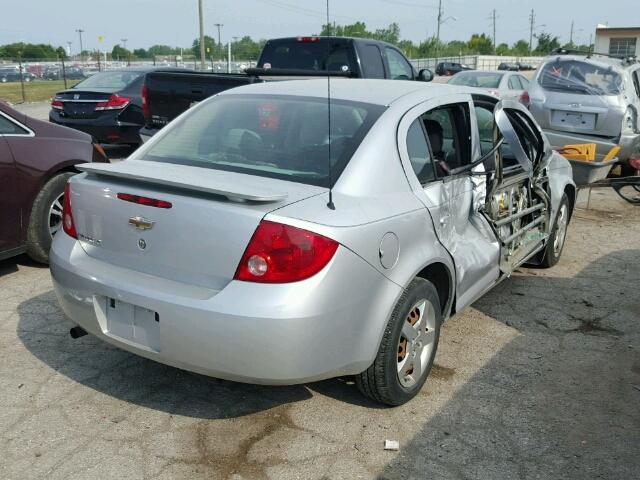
450, 72, 502, 88
258, 39, 356, 73
141, 94, 385, 187
73, 70, 143, 89
538, 59, 622, 95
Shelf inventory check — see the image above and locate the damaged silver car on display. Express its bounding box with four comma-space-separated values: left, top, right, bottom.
528, 50, 640, 170
50, 80, 575, 405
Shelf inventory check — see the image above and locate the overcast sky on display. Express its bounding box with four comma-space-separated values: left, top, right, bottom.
0, 0, 635, 52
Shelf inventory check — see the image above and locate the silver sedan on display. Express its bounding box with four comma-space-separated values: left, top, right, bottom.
448, 70, 530, 102
50, 79, 575, 405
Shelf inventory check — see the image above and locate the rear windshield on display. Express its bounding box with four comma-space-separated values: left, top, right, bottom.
73, 70, 143, 89
141, 94, 385, 187
258, 39, 356, 73
538, 60, 622, 95
449, 72, 502, 88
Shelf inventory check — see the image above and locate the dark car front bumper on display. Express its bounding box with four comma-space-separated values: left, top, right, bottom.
49, 110, 142, 145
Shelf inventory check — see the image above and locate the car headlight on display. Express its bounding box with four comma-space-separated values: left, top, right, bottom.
622, 107, 638, 134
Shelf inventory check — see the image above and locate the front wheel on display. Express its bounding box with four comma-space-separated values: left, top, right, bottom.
26, 172, 74, 264
540, 193, 570, 268
356, 278, 442, 406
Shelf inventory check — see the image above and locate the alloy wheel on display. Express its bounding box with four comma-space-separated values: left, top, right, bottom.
397, 299, 437, 388
48, 192, 64, 238
553, 204, 568, 255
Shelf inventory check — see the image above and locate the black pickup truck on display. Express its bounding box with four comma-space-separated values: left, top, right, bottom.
140, 36, 433, 140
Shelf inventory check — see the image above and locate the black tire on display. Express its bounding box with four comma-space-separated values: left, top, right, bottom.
26, 172, 74, 264
356, 278, 442, 406
540, 193, 570, 268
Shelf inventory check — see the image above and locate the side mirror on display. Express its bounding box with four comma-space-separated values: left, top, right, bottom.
418, 68, 434, 82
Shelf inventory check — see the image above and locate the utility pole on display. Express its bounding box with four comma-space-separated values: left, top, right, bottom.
66, 41, 72, 59
198, 0, 205, 70
76, 29, 85, 61
214, 23, 224, 47
492, 9, 497, 53
569, 21, 574, 45
528, 9, 535, 54
435, 0, 442, 64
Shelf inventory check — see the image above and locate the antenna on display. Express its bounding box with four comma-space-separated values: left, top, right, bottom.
326, 0, 335, 210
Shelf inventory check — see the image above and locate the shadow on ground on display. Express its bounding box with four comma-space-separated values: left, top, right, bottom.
379, 249, 640, 479
0, 254, 45, 278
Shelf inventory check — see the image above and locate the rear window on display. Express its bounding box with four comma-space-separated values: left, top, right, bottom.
449, 72, 502, 88
538, 60, 622, 95
141, 94, 385, 187
258, 39, 356, 73
73, 70, 143, 89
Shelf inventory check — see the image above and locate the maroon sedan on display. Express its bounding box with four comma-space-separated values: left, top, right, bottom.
0, 101, 107, 263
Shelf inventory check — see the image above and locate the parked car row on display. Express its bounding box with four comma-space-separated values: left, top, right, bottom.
447, 49, 640, 171
0, 67, 37, 83
498, 62, 535, 72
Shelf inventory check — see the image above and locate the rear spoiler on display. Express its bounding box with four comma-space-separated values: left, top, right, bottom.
77, 160, 288, 203
245, 67, 355, 78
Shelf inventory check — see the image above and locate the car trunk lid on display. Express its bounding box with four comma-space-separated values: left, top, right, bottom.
55, 88, 117, 120
70, 160, 324, 290
536, 90, 621, 137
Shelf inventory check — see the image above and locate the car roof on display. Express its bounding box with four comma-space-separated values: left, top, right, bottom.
542, 54, 636, 71
266, 36, 397, 49
221, 78, 474, 106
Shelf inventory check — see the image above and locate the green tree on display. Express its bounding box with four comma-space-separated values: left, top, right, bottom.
496, 43, 511, 56
468, 33, 494, 54
511, 39, 530, 56
147, 44, 181, 57
56, 46, 67, 59
192, 35, 219, 59
534, 32, 560, 55
111, 44, 131, 60
133, 48, 148, 58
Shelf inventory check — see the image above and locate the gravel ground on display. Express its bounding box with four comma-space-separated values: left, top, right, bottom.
0, 187, 638, 479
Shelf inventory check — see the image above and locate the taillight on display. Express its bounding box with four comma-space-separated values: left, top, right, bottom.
234, 220, 339, 283
141, 83, 149, 119
520, 90, 530, 107
117, 193, 172, 209
51, 99, 64, 110
62, 182, 77, 239
95, 94, 131, 111
297, 36, 320, 42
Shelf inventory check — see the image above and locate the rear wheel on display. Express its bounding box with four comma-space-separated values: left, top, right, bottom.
356, 278, 442, 406
26, 172, 74, 264
540, 193, 570, 268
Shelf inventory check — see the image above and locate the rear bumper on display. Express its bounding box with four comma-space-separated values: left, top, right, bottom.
543, 129, 640, 162
49, 111, 142, 145
50, 232, 401, 385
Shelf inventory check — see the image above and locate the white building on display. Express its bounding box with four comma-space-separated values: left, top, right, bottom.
594, 25, 640, 57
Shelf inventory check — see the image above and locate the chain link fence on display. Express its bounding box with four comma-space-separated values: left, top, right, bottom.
411, 55, 545, 72
0, 56, 258, 103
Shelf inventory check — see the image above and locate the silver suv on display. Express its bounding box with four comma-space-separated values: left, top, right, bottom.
528, 50, 640, 169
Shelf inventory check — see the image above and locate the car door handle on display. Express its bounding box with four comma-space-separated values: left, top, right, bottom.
440, 214, 451, 225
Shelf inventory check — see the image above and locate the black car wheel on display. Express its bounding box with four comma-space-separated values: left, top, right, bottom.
26, 172, 74, 264
356, 278, 442, 406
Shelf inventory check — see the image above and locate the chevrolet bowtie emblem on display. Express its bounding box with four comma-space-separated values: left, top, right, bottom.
128, 216, 155, 230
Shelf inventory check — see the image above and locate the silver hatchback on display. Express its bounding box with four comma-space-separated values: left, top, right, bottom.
528, 52, 640, 167
50, 79, 575, 405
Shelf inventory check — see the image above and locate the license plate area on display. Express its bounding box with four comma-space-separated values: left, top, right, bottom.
63, 103, 97, 118
104, 297, 161, 352
551, 110, 596, 129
